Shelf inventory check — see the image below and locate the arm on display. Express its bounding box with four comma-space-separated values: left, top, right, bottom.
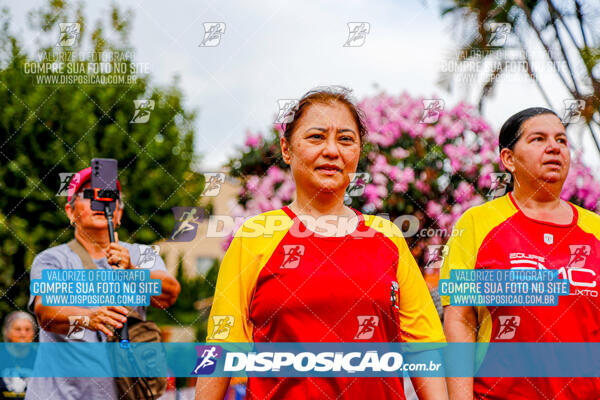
195, 228, 258, 399
411, 376, 448, 400
105, 241, 180, 308
195, 225, 259, 399
33, 296, 128, 337
404, 348, 448, 400
195, 376, 230, 400
443, 305, 477, 400
439, 210, 479, 400
149, 270, 181, 309
391, 225, 448, 399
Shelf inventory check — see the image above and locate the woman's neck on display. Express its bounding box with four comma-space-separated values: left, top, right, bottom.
288, 191, 359, 237
288, 191, 351, 218
74, 229, 110, 259
511, 186, 573, 224
511, 186, 562, 211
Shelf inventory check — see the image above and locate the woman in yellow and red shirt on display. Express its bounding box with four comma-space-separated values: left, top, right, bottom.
196, 87, 447, 400
442, 107, 600, 399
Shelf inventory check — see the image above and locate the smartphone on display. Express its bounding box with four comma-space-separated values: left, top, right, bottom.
90, 158, 118, 212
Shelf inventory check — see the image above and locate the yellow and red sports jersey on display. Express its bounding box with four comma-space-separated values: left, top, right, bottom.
441, 193, 600, 399
207, 206, 445, 399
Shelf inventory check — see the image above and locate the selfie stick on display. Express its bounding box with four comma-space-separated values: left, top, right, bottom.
103, 202, 129, 348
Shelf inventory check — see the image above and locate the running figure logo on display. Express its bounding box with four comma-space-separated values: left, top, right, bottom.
420, 99, 444, 123
191, 345, 222, 375
67, 315, 90, 340
57, 172, 78, 196
275, 99, 299, 124
487, 23, 511, 47
208, 316, 234, 340
57, 23, 80, 47
495, 316, 520, 340
199, 23, 225, 47
281, 245, 305, 269
137, 245, 161, 269
424, 245, 449, 269
344, 22, 370, 47
202, 173, 225, 197
562, 99, 585, 124
487, 172, 512, 199
347, 172, 370, 197
130, 100, 155, 124
567, 245, 591, 269
169, 207, 204, 242
354, 316, 379, 340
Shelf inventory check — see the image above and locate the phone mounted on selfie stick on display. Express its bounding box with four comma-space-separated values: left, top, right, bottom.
84, 158, 130, 349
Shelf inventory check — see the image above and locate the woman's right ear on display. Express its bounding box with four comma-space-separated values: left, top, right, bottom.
499, 148, 515, 173
280, 136, 291, 165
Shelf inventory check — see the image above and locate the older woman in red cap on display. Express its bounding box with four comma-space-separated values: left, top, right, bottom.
26, 166, 180, 400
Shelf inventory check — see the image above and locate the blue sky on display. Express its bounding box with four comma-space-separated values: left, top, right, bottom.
8, 0, 596, 169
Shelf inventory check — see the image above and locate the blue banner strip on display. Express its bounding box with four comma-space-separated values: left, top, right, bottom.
2, 343, 600, 378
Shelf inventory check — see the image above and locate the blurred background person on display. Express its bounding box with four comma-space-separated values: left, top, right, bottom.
1, 311, 37, 399
3, 311, 35, 343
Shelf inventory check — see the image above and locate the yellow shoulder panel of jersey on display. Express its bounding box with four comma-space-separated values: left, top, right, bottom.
363, 214, 404, 239
440, 194, 518, 306
573, 204, 600, 241
206, 209, 293, 343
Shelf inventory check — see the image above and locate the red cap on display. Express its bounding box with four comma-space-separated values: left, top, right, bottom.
67, 167, 121, 203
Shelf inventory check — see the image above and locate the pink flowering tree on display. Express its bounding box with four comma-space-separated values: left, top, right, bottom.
225, 92, 600, 268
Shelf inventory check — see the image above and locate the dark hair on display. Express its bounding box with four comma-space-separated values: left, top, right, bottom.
499, 107, 561, 151
282, 86, 367, 147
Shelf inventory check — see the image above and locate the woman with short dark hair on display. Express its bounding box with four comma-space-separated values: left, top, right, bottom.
442, 107, 600, 399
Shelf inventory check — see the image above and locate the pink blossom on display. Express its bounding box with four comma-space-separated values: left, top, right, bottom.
388, 166, 401, 181
267, 165, 285, 182
391, 147, 409, 159
371, 154, 391, 175
392, 182, 408, 193
372, 172, 388, 185
477, 164, 494, 188
363, 184, 379, 201
415, 179, 430, 194
401, 167, 415, 184
278, 180, 296, 201
426, 201, 443, 219
273, 123, 286, 136
454, 181, 474, 203
246, 175, 260, 192
244, 132, 262, 149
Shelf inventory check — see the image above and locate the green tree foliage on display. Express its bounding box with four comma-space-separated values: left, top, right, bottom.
439, 1, 600, 151
0, 1, 204, 326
